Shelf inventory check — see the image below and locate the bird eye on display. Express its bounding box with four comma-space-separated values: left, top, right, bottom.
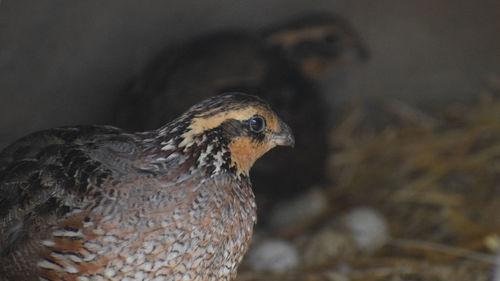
249, 115, 266, 133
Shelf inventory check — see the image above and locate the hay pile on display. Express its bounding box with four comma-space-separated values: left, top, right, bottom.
237, 91, 500, 280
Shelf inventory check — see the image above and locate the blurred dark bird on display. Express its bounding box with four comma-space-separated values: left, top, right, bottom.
0, 93, 294, 281
113, 12, 367, 203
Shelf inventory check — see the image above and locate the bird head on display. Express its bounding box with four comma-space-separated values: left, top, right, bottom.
156, 93, 294, 177
263, 12, 369, 80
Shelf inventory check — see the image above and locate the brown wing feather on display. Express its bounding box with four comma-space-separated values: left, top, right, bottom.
0, 124, 256, 281
34, 173, 254, 281
0, 125, 141, 280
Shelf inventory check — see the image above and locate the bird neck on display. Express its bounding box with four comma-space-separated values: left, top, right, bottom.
140, 129, 252, 180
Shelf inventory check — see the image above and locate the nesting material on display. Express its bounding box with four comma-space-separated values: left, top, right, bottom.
269, 188, 329, 232
302, 230, 355, 266
245, 239, 300, 273
238, 94, 500, 281
342, 207, 389, 253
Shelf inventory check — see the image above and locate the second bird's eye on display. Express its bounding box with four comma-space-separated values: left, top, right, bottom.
249, 115, 266, 133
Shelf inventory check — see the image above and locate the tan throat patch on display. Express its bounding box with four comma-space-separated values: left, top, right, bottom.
228, 137, 274, 175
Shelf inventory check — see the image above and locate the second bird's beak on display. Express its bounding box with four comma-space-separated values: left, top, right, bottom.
270, 120, 295, 148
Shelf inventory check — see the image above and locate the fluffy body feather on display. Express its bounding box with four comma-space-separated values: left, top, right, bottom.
0, 93, 294, 281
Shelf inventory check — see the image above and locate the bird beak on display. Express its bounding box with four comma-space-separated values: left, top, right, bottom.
270, 119, 295, 148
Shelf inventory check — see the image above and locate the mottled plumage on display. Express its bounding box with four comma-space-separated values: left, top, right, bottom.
112, 12, 367, 201
0, 93, 294, 281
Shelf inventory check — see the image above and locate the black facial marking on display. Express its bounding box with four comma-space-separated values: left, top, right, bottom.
220, 119, 244, 138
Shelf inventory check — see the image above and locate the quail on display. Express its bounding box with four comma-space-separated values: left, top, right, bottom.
112, 12, 367, 202
0, 93, 294, 281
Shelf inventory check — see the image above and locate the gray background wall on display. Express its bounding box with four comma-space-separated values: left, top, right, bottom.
1, 0, 500, 148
